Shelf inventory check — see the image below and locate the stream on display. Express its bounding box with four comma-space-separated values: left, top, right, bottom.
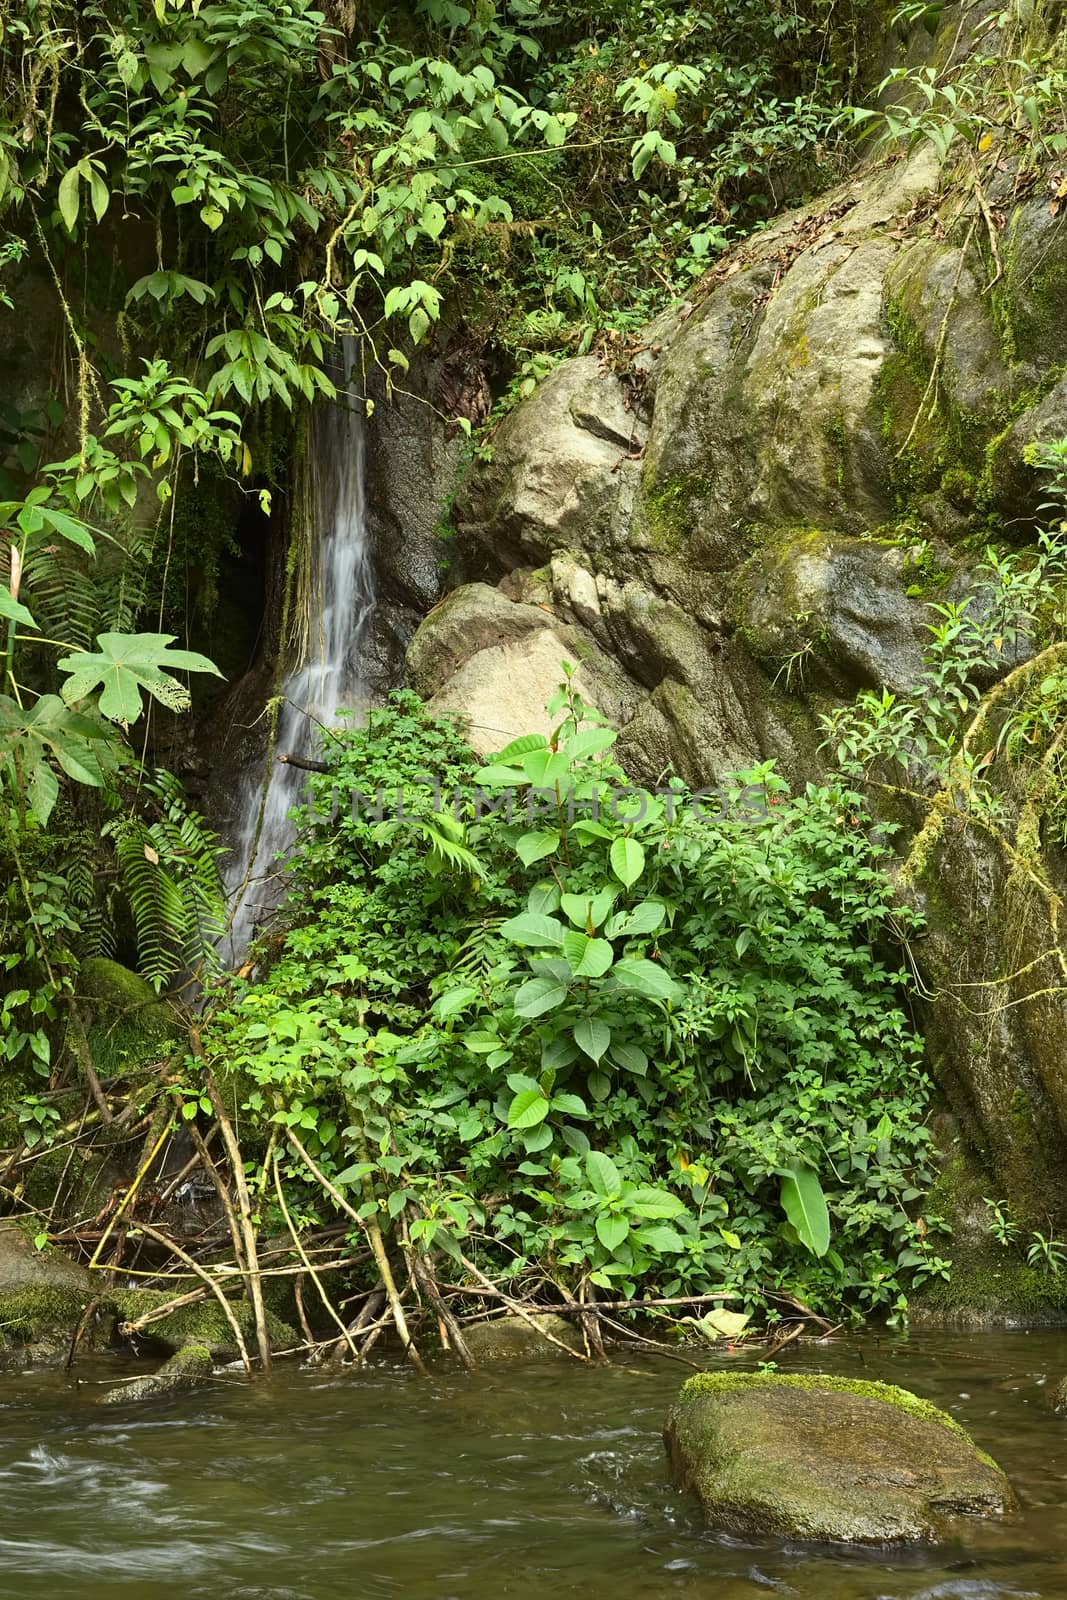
0, 1331, 1065, 1599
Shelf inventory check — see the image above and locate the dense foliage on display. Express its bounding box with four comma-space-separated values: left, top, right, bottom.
201, 684, 943, 1321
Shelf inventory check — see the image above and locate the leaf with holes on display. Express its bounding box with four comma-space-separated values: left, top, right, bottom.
57, 633, 222, 724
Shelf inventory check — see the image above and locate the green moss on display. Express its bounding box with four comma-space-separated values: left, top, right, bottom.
0, 1285, 98, 1349
678, 1371, 983, 1452
112, 1287, 297, 1354
77, 957, 180, 1078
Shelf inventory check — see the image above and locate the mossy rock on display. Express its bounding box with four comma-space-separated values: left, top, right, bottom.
77, 957, 180, 1077
97, 1341, 214, 1405
0, 1222, 110, 1365
112, 1286, 297, 1358
461, 1313, 582, 1361
664, 1372, 1014, 1544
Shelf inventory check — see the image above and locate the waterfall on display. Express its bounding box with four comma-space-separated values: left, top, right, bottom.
225, 343, 374, 962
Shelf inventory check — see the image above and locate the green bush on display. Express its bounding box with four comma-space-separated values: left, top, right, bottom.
202, 682, 942, 1320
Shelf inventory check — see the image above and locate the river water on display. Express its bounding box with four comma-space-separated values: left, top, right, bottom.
0, 1331, 1065, 1600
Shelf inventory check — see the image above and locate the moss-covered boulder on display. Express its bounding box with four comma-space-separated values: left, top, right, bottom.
97, 1342, 214, 1405
0, 1221, 108, 1365
461, 1313, 583, 1361
112, 1286, 297, 1359
664, 1372, 1013, 1544
77, 957, 179, 1077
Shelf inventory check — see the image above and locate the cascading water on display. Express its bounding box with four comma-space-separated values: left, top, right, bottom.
225, 342, 374, 962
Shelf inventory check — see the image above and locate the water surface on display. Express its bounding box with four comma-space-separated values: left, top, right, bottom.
1, 1331, 1065, 1599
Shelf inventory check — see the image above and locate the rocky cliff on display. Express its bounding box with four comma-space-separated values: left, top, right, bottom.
405, 8, 1067, 1296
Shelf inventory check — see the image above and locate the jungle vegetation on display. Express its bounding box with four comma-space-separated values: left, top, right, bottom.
1, 0, 1066, 1364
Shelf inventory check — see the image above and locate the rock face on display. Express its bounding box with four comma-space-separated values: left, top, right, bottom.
403, 8, 1067, 1253
664, 1372, 1013, 1544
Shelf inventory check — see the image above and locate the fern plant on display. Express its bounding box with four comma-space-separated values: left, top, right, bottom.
103, 770, 228, 991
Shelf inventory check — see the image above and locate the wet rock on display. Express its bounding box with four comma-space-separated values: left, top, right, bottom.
112, 1286, 297, 1359
664, 1372, 1013, 1543
0, 1222, 107, 1365
461, 1314, 583, 1361
97, 1342, 214, 1405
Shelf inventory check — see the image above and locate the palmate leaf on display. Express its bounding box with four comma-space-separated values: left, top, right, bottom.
0, 693, 119, 823
57, 632, 222, 724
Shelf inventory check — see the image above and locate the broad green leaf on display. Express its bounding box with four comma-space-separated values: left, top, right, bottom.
431, 984, 477, 1019
500, 911, 564, 948
57, 633, 222, 724
780, 1164, 831, 1257
491, 734, 548, 764
573, 937, 613, 978
574, 1015, 610, 1062
611, 1041, 648, 1076
508, 1088, 550, 1130
612, 957, 681, 1004
58, 167, 80, 232
635, 1223, 686, 1252
0, 591, 35, 629
514, 975, 568, 1017
585, 1149, 621, 1199
610, 836, 645, 888
606, 900, 665, 939
516, 829, 560, 865
627, 1186, 686, 1219
596, 1213, 629, 1251
562, 727, 617, 762
550, 1091, 588, 1119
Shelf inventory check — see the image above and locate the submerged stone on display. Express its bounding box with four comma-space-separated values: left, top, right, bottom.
461, 1313, 582, 1361
97, 1342, 214, 1405
664, 1371, 1013, 1544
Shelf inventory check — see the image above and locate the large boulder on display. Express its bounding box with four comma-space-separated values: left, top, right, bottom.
461, 1313, 583, 1361
0, 1222, 105, 1365
664, 1371, 1013, 1543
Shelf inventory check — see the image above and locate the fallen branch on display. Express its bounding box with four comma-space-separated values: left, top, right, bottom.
123, 1218, 252, 1372
286, 1129, 428, 1377
457, 1251, 588, 1362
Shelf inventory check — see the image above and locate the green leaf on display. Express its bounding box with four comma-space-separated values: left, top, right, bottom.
573, 937, 614, 978
606, 900, 665, 939
516, 829, 560, 865
58, 167, 80, 233
635, 1224, 686, 1252
780, 1165, 831, 1257
611, 957, 681, 1004
508, 1088, 550, 1130
574, 1016, 610, 1062
627, 1186, 686, 1219
56, 633, 222, 724
610, 837, 645, 888
89, 170, 109, 223
0, 591, 35, 629
585, 1150, 621, 1199
500, 911, 565, 948
431, 984, 477, 1020
596, 1213, 629, 1251
611, 1041, 647, 1076
550, 1092, 588, 1118
514, 975, 568, 1017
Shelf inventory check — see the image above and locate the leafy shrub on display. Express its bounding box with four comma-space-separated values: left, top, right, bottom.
203, 682, 942, 1319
